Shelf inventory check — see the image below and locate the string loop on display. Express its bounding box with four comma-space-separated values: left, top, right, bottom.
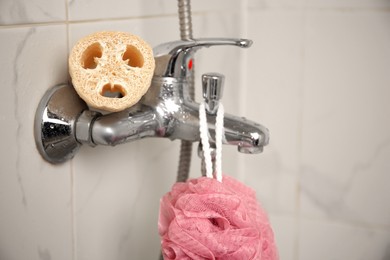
199, 102, 224, 182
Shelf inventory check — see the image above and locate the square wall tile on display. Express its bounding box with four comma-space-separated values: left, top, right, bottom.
69, 16, 179, 50
248, 0, 305, 9
300, 11, 390, 227
268, 214, 297, 260
305, 0, 390, 9
299, 219, 390, 260
241, 9, 304, 215
192, 0, 241, 13
73, 139, 180, 260
68, 0, 241, 22
68, 0, 177, 21
0, 0, 66, 25
248, 0, 390, 10
0, 25, 72, 260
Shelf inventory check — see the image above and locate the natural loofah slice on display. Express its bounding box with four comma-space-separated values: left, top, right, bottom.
69, 31, 155, 112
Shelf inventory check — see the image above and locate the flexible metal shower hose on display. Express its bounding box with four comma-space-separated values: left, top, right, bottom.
160, 2, 194, 259
176, 0, 195, 183
159, 1, 194, 259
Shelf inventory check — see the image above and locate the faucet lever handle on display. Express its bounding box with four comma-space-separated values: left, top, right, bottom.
202, 73, 224, 114
153, 38, 252, 78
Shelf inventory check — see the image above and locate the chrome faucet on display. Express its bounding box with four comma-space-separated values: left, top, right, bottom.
34, 38, 270, 164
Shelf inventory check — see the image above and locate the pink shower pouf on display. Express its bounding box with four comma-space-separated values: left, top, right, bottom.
158, 175, 278, 260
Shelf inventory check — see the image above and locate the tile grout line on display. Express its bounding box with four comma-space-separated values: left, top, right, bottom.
0, 14, 175, 30
1, 6, 390, 29
64, 1, 77, 259
0, 9, 207, 30
297, 214, 390, 231
0, 9, 239, 30
294, 1, 310, 260
70, 160, 77, 260
294, 2, 309, 260
236, 0, 248, 182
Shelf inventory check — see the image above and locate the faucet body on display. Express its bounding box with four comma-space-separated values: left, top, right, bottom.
34, 38, 270, 164
89, 76, 269, 153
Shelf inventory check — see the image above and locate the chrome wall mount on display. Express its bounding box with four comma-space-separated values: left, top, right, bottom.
34, 38, 270, 164
34, 84, 87, 164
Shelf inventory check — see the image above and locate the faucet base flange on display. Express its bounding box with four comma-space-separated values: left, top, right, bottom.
34, 84, 87, 164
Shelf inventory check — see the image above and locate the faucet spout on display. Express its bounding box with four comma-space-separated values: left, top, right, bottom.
224, 115, 269, 154
168, 101, 269, 154
90, 105, 162, 146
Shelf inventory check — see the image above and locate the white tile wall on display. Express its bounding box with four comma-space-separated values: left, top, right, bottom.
301, 10, 390, 226
68, 0, 173, 22
0, 0, 66, 25
244, 2, 390, 260
1, 0, 390, 260
0, 25, 72, 260
299, 219, 390, 260
244, 9, 304, 215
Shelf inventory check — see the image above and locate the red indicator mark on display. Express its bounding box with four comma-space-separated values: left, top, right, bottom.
188, 59, 193, 70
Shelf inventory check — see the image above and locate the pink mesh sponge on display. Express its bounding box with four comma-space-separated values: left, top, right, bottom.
158, 175, 278, 260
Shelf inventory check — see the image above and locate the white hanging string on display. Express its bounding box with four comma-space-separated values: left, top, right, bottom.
215, 103, 224, 182
199, 102, 213, 178
199, 101, 224, 182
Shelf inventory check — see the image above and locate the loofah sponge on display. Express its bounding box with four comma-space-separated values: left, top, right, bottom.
159, 175, 278, 260
69, 31, 155, 112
